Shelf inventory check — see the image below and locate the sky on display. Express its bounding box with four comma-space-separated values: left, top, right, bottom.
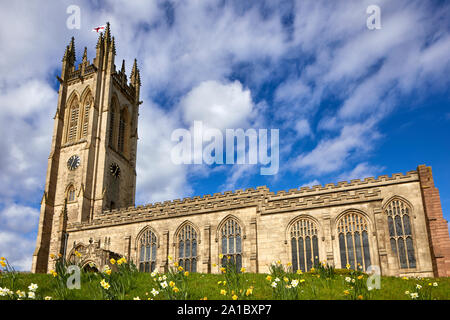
0, 0, 449, 271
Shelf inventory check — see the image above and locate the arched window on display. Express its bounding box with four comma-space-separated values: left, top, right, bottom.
220, 218, 242, 271
177, 224, 198, 272
385, 199, 416, 269
138, 229, 157, 272
109, 105, 116, 149
337, 212, 371, 271
67, 101, 80, 143
67, 185, 75, 202
290, 218, 319, 272
118, 108, 128, 154
82, 101, 91, 137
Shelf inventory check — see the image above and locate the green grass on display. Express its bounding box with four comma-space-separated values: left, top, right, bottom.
1, 270, 449, 300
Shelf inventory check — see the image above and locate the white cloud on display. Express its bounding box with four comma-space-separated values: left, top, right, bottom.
180, 80, 254, 130
0, 204, 39, 234
0, 230, 35, 271
337, 162, 385, 182
300, 180, 321, 188
293, 119, 380, 175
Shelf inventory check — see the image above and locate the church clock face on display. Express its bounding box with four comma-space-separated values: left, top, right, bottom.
110, 162, 121, 178
67, 155, 80, 171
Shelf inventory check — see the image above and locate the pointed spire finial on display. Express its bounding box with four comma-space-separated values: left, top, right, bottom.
130, 58, 141, 86
105, 22, 111, 44
82, 47, 87, 63
96, 32, 103, 49
121, 59, 125, 73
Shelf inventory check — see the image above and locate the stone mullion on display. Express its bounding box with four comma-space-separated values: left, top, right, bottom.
373, 206, 389, 275
249, 217, 258, 273
202, 225, 211, 273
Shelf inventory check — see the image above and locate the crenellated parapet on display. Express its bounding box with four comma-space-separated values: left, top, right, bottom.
67, 170, 420, 231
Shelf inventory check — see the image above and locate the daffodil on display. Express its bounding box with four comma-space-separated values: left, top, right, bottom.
110, 258, 116, 265
169, 281, 175, 287
184, 271, 189, 276
173, 287, 179, 293
296, 269, 302, 275
240, 267, 246, 273
220, 289, 227, 295
44, 296, 52, 300
232, 294, 238, 300
219, 254, 224, 259
266, 275, 272, 281
245, 288, 253, 296
343, 290, 350, 295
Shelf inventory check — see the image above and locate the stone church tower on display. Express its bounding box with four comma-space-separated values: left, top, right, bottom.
32, 24, 141, 273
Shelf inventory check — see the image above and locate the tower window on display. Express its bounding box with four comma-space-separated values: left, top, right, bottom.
82, 102, 90, 137
67, 185, 75, 202
67, 103, 80, 143
109, 107, 116, 148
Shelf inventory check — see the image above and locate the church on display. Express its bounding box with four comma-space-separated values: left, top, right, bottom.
32, 24, 450, 278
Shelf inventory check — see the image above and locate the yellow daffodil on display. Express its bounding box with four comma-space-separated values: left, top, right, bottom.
168, 255, 173, 261
276, 260, 281, 265
245, 288, 253, 296
357, 295, 363, 300
310, 267, 315, 273
173, 262, 179, 267
219, 254, 223, 259
346, 263, 351, 270
173, 287, 179, 293
74, 250, 81, 257
287, 262, 292, 267
266, 275, 272, 281
357, 275, 363, 280
296, 269, 302, 275
240, 267, 246, 273
283, 277, 289, 282
0, 261, 6, 268
49, 254, 55, 259
343, 290, 350, 295
212, 263, 217, 267
232, 295, 238, 300
178, 266, 184, 272
0, 257, 5, 260
169, 281, 175, 287
105, 269, 112, 275
218, 281, 222, 285
110, 258, 116, 265
220, 289, 227, 295
184, 271, 189, 277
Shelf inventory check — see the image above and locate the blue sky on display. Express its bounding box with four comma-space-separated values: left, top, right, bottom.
0, 0, 449, 270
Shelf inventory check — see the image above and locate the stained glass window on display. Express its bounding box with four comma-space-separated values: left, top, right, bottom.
138, 229, 157, 272
177, 224, 198, 272
385, 199, 416, 269
290, 218, 319, 272
337, 212, 371, 271
220, 219, 243, 271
